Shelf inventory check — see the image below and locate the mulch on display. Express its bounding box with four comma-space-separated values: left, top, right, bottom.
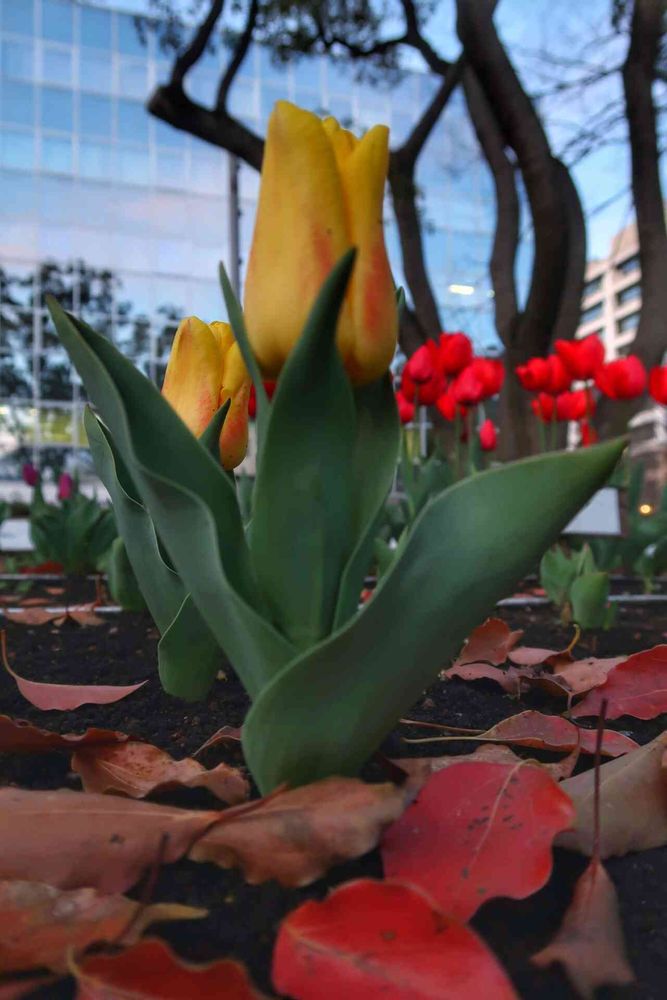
1, 580, 667, 999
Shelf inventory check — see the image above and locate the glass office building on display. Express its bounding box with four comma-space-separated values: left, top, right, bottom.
0, 0, 496, 471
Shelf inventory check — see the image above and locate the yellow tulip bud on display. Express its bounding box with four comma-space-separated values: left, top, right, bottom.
162, 316, 250, 470
244, 101, 397, 386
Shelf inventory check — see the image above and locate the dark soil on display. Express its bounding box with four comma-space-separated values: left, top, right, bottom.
1, 589, 667, 999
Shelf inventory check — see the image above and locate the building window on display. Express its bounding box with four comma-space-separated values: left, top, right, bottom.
80, 93, 112, 136
616, 253, 640, 275
580, 301, 603, 324
41, 0, 74, 44
616, 282, 641, 306
80, 7, 112, 49
2, 39, 35, 80
40, 86, 73, 132
583, 275, 602, 298
617, 311, 640, 333
1, 0, 34, 35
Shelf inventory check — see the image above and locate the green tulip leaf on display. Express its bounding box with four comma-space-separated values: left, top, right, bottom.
219, 262, 269, 452
158, 593, 227, 701
571, 571, 613, 630
48, 297, 295, 698
243, 438, 626, 792
85, 408, 184, 631
250, 249, 358, 648
333, 373, 400, 628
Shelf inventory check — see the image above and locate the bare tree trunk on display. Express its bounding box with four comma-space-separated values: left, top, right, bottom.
457, 0, 586, 456
623, 0, 667, 371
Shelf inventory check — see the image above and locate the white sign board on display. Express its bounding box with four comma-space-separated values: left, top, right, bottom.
563, 487, 621, 537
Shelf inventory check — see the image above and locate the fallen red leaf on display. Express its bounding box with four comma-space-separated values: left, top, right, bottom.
394, 743, 580, 783
0, 974, 58, 998
17, 598, 49, 607
20, 561, 63, 574
0, 879, 205, 974
381, 759, 574, 920
72, 740, 249, 805
3, 608, 63, 625
532, 858, 634, 996
272, 879, 518, 1000
0, 788, 221, 893
190, 777, 413, 887
443, 661, 523, 694
72, 938, 265, 999
454, 617, 524, 666
571, 645, 667, 720
0, 715, 128, 753
2, 638, 147, 710
557, 731, 667, 857
3, 603, 105, 626
402, 711, 636, 759
478, 711, 638, 758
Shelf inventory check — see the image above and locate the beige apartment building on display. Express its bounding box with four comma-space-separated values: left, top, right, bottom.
577, 218, 667, 500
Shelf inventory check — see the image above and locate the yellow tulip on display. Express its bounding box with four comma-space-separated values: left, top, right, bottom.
244, 101, 397, 386
162, 316, 250, 470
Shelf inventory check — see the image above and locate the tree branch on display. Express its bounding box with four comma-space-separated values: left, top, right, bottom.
396, 56, 464, 168
169, 0, 224, 88
216, 0, 259, 112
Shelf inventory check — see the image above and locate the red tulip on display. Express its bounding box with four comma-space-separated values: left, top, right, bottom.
648, 365, 667, 404
478, 418, 498, 452
469, 357, 504, 398
401, 368, 443, 406
438, 331, 473, 376
395, 391, 415, 424
452, 365, 485, 406
58, 473, 74, 501
516, 357, 550, 392
435, 389, 466, 422
579, 419, 598, 446
595, 355, 647, 400
556, 389, 591, 422
22, 463, 39, 487
530, 393, 555, 422
247, 379, 277, 418
404, 343, 437, 383
544, 355, 571, 394
555, 334, 605, 380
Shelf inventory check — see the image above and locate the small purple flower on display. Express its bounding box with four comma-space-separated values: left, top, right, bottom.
57, 472, 74, 501
22, 463, 39, 487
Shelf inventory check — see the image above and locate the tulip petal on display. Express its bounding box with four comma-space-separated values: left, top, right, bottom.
333, 123, 398, 383
244, 101, 349, 376
162, 317, 224, 437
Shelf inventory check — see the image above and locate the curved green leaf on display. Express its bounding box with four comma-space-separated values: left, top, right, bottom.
243, 439, 626, 791
158, 594, 226, 701
333, 373, 400, 628
219, 262, 269, 453
250, 249, 358, 648
85, 408, 184, 631
49, 298, 295, 698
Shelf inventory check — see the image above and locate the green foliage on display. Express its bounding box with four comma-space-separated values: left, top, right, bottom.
540, 543, 615, 630
104, 537, 147, 613
85, 407, 225, 701
28, 481, 116, 576
49, 258, 625, 793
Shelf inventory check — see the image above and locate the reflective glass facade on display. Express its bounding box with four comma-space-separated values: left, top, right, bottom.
0, 0, 495, 471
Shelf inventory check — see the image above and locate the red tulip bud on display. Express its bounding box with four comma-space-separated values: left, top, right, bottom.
595, 355, 647, 400
478, 418, 498, 452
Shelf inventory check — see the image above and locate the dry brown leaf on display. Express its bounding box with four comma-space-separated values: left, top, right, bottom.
0, 715, 128, 754
0, 973, 58, 998
192, 725, 243, 757
442, 662, 524, 694
531, 859, 634, 997
394, 743, 579, 782
190, 776, 412, 887
557, 731, 667, 857
0, 879, 205, 974
0, 788, 220, 893
72, 740, 249, 805
454, 617, 524, 666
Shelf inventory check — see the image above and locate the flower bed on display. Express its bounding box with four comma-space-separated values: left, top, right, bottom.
1, 601, 667, 998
